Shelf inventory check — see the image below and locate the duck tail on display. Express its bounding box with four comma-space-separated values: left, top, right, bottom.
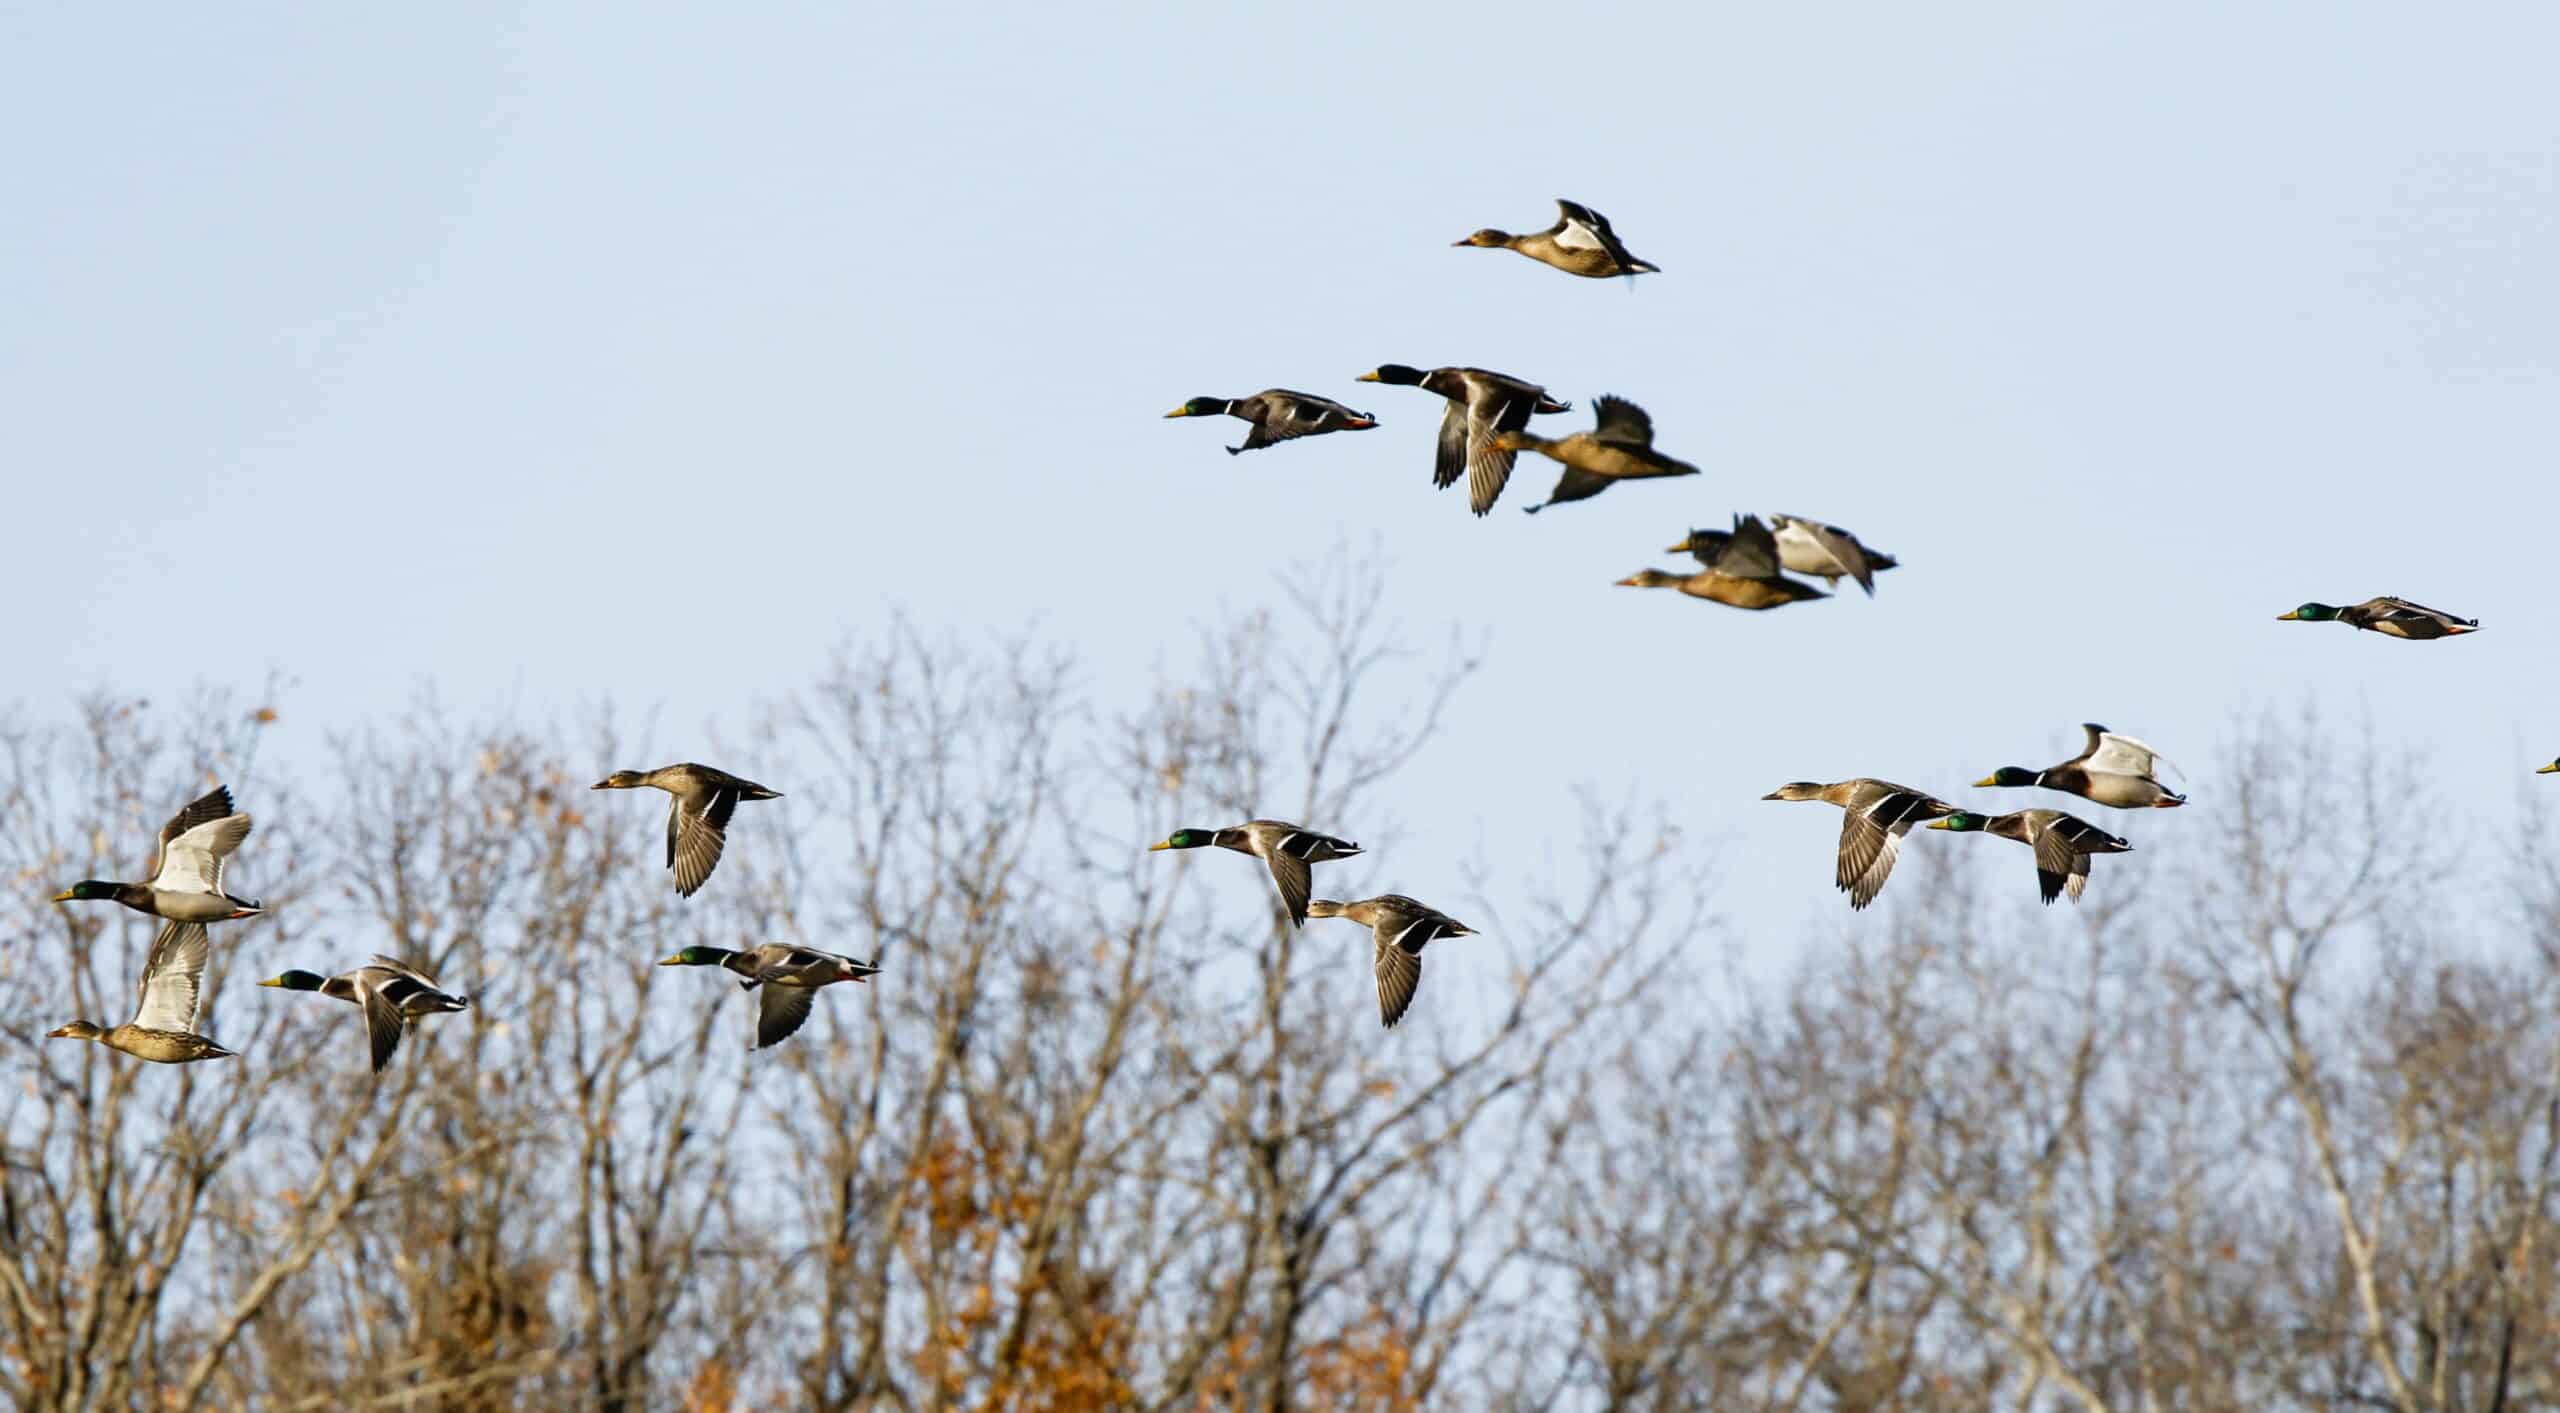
438, 992, 472, 1012
225, 896, 264, 918
2156, 792, 2188, 808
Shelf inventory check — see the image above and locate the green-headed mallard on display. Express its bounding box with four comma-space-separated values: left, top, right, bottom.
659, 944, 880, 1050
1620, 513, 1828, 611
48, 921, 233, 1064
1928, 809, 2131, 904
1673, 515, 1898, 597
593, 764, 783, 898
1149, 820, 1362, 928
1454, 199, 1659, 279
1306, 895, 1476, 1028
1497, 396, 1698, 514
1356, 364, 1569, 515
1977, 724, 2186, 809
53, 785, 261, 924
1163, 391, 1377, 456
259, 956, 470, 1072
2277, 597, 2479, 639
1762, 779, 1959, 909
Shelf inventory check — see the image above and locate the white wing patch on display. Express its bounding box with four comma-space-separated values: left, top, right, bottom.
132, 922, 210, 1033
1553, 218, 1605, 251
150, 815, 251, 894
2086, 732, 2170, 778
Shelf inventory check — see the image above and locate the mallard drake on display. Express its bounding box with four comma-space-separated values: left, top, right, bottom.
1497, 396, 1699, 514
1356, 364, 1569, 515
259, 956, 470, 1072
1928, 809, 2131, 904
659, 944, 880, 1050
48, 921, 233, 1063
1164, 391, 1377, 455
1454, 199, 1659, 279
52, 785, 261, 924
1762, 779, 1959, 909
2277, 598, 2479, 639
1977, 724, 2186, 809
1149, 820, 1362, 928
1620, 514, 1828, 611
1673, 516, 1898, 596
593, 764, 782, 898
1305, 895, 1476, 1028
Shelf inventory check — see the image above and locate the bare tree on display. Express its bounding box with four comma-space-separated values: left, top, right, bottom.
4, 599, 2556, 1412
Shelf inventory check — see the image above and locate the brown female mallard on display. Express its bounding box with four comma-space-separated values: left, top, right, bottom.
1670, 515, 1899, 596
1306, 895, 1476, 1028
593, 764, 783, 898
1620, 514, 1828, 611
48, 921, 233, 1064
1454, 199, 1659, 279
1761, 779, 1959, 909
1497, 396, 1698, 514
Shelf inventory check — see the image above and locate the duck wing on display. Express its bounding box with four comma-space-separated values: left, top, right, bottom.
1373, 929, 1424, 1028
1772, 516, 1876, 595
1837, 787, 1952, 910
356, 979, 409, 1071
2078, 725, 2168, 779
668, 787, 741, 898
366, 955, 467, 1014
2371, 596, 2476, 631
2020, 818, 2094, 905
148, 787, 235, 879
149, 812, 252, 895
1522, 465, 1613, 514
1588, 395, 1655, 448
1552, 199, 1634, 264
1462, 384, 1536, 515
1432, 400, 1469, 491
1709, 515, 1785, 580
755, 983, 819, 1049
1261, 847, 1313, 929
131, 921, 210, 1033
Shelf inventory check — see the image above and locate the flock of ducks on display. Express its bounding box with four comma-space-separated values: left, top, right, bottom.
46, 769, 878, 1066
41, 201, 2529, 1063
1159, 199, 2517, 928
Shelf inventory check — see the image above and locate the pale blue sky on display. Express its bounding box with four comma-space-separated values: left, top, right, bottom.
6, 2, 2556, 949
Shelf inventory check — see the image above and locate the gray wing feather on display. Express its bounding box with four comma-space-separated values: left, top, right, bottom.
756, 985, 819, 1049
131, 922, 210, 1033
361, 983, 407, 1071
1432, 402, 1468, 491
1588, 396, 1654, 447
671, 789, 737, 897
1373, 934, 1424, 1027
